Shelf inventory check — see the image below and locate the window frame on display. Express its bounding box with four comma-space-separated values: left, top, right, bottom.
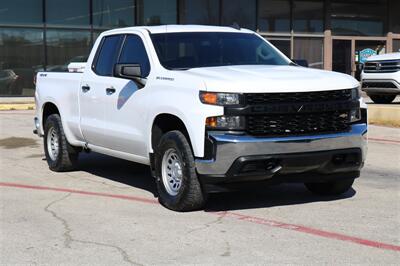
117, 33, 152, 78
92, 34, 125, 76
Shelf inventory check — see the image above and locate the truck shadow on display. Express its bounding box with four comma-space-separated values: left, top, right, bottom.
77, 152, 158, 197
76, 152, 356, 211
205, 185, 356, 212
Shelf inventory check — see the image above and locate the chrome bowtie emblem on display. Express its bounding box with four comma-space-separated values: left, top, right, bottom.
297, 105, 304, 112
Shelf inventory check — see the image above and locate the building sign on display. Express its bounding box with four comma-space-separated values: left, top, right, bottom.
359, 48, 377, 64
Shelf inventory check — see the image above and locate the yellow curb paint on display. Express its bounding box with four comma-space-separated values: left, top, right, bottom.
368, 105, 400, 127
0, 104, 36, 111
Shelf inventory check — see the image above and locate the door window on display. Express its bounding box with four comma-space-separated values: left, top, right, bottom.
94, 35, 123, 76
119, 35, 151, 77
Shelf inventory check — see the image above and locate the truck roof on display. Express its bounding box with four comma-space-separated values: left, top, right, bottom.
103, 24, 254, 35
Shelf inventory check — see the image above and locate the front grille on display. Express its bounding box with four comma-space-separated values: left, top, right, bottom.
243, 89, 354, 136
364, 60, 400, 73
246, 89, 352, 104
247, 111, 350, 136
362, 82, 397, 89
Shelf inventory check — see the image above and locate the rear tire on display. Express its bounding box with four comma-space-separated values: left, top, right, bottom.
44, 114, 79, 172
305, 178, 355, 196
368, 94, 396, 104
154, 130, 206, 211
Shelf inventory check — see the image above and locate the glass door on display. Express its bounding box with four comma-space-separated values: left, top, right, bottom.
332, 40, 352, 75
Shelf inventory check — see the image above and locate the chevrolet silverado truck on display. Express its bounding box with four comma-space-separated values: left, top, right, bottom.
361, 52, 400, 103
34, 25, 367, 211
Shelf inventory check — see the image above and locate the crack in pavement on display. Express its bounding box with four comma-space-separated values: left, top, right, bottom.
187, 211, 227, 234
44, 193, 73, 248
44, 193, 143, 266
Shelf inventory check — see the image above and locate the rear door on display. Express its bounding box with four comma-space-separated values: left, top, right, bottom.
79, 34, 124, 146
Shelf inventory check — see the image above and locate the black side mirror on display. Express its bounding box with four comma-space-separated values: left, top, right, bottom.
291, 59, 309, 67
114, 63, 146, 87
114, 63, 142, 79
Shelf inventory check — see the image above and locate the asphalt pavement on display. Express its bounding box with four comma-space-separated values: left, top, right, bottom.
0, 110, 399, 265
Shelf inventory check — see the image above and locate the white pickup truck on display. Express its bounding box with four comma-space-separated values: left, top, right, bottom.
361, 52, 400, 103
34, 25, 367, 211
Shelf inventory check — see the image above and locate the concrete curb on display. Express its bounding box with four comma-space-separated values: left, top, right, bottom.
367, 105, 400, 127
0, 103, 398, 127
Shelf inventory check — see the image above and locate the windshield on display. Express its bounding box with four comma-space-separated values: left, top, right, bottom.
150, 32, 289, 70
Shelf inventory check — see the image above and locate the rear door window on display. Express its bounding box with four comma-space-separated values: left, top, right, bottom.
94, 35, 123, 76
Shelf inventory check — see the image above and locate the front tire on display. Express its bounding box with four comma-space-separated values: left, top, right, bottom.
154, 130, 206, 211
44, 114, 79, 172
304, 178, 355, 196
368, 94, 396, 104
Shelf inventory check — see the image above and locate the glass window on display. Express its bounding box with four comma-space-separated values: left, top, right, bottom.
293, 0, 324, 33
93, 0, 135, 28
137, 0, 177, 25
331, 0, 386, 36
393, 40, 400, 53
46, 30, 91, 72
389, 0, 400, 34
268, 39, 291, 58
151, 32, 289, 70
293, 38, 324, 69
179, 0, 219, 25
119, 35, 151, 77
221, 0, 256, 30
0, 28, 44, 96
0, 0, 42, 25
46, 0, 90, 26
258, 0, 290, 32
94, 35, 123, 76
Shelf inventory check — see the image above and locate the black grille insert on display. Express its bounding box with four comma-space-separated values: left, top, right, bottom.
246, 89, 352, 105
362, 82, 397, 89
247, 111, 350, 136
241, 89, 355, 136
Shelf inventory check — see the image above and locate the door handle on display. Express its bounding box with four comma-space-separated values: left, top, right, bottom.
106, 87, 116, 95
81, 85, 90, 93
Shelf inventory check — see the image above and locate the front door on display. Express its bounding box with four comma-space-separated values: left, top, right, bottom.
101, 33, 152, 158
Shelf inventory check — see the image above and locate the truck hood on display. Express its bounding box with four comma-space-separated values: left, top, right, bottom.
184, 65, 359, 93
366, 52, 400, 61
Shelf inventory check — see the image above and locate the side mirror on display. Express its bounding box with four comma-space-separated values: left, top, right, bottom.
114, 63, 142, 79
291, 59, 309, 67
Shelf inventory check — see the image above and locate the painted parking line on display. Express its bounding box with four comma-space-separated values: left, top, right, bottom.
0, 182, 158, 204
1, 181, 399, 252
368, 137, 400, 145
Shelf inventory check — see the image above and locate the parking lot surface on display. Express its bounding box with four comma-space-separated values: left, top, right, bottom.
1, 110, 399, 265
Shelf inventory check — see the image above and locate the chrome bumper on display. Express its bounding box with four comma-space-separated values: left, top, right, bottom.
196, 123, 368, 176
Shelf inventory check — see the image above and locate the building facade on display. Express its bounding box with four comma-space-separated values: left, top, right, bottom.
0, 0, 399, 96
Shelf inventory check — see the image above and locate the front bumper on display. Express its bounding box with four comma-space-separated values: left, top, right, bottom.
361, 79, 400, 95
196, 123, 367, 183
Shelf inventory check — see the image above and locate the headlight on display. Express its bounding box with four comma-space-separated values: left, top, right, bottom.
351, 87, 361, 100
199, 91, 242, 106
206, 116, 245, 130
349, 109, 361, 123
350, 87, 361, 123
